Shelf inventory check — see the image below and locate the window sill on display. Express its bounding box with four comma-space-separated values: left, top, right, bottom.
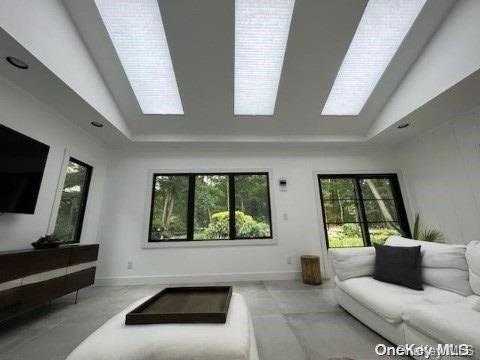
142, 238, 277, 249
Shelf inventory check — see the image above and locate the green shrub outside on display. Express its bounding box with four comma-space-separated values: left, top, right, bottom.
328, 223, 399, 248
196, 211, 270, 239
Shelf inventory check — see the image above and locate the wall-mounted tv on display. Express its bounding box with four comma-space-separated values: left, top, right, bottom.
0, 124, 50, 214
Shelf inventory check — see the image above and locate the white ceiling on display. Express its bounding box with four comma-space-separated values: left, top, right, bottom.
60, 0, 453, 143
2, 0, 474, 146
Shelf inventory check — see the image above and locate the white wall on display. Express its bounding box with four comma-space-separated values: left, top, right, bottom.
398, 110, 480, 244
369, 0, 480, 138
95, 145, 404, 285
0, 0, 129, 136
0, 76, 108, 250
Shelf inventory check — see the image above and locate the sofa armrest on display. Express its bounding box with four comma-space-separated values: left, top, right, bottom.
328, 247, 376, 282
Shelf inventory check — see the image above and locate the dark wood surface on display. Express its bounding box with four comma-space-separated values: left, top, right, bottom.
65, 267, 96, 293
0, 288, 21, 319
126, 286, 232, 325
0, 253, 30, 283
0, 244, 99, 282
27, 247, 71, 276
70, 245, 99, 266
0, 245, 99, 323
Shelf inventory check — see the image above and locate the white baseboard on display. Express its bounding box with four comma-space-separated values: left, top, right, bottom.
95, 270, 302, 286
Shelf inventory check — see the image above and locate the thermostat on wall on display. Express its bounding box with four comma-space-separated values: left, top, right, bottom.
279, 178, 287, 192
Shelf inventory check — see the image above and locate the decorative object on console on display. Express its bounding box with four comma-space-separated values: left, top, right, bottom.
31, 234, 62, 249
0, 244, 99, 323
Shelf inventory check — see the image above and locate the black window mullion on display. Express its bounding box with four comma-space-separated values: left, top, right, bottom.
354, 178, 371, 246
149, 171, 273, 242
186, 174, 196, 240
390, 176, 412, 238
70, 158, 92, 244
318, 173, 410, 248
228, 175, 236, 240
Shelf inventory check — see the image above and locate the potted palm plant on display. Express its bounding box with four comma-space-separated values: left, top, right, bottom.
411, 214, 444, 242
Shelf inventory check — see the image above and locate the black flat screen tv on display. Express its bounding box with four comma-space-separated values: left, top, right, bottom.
0, 124, 50, 214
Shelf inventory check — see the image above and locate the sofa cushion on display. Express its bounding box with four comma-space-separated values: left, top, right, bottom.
374, 244, 423, 290
466, 241, 480, 295
386, 236, 471, 296
328, 246, 375, 281
474, 298, 480, 312
402, 295, 480, 354
336, 277, 464, 324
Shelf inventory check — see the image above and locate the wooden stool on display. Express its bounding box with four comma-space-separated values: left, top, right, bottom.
301, 255, 322, 285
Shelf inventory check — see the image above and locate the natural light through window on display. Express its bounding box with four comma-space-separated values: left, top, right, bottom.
321, 0, 426, 116
95, 0, 184, 115
235, 0, 295, 115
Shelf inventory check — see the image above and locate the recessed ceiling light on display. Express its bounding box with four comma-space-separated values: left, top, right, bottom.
6, 56, 29, 70
321, 0, 426, 116
234, 0, 295, 116
397, 123, 409, 129
91, 121, 104, 128
95, 0, 184, 115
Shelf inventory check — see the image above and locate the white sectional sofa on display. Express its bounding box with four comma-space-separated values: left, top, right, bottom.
329, 237, 480, 360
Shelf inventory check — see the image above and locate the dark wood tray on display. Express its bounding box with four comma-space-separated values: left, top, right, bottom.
125, 286, 232, 325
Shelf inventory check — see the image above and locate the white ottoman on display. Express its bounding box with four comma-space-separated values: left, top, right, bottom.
67, 293, 259, 360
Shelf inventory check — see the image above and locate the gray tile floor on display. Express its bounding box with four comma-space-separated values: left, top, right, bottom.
0, 280, 401, 360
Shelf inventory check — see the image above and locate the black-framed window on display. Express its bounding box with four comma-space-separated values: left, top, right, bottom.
148, 172, 273, 242
53, 158, 93, 244
318, 174, 410, 248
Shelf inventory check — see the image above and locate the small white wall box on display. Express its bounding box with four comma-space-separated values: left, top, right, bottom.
279, 178, 287, 191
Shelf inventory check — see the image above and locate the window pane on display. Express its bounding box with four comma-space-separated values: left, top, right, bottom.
368, 222, 402, 245
359, 178, 394, 199
363, 199, 399, 222
54, 159, 91, 243
194, 175, 229, 240
320, 178, 356, 200
319, 174, 409, 248
322, 200, 360, 223
235, 174, 272, 238
150, 175, 189, 241
326, 223, 364, 248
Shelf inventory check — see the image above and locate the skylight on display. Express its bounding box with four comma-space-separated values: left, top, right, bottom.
95, 0, 184, 115
235, 0, 295, 116
321, 0, 426, 116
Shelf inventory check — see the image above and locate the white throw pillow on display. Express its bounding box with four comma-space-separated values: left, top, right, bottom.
386, 236, 471, 296
328, 246, 375, 281
466, 241, 480, 296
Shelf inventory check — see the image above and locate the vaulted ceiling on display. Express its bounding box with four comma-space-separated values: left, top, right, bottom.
63, 0, 456, 142
3, 0, 479, 145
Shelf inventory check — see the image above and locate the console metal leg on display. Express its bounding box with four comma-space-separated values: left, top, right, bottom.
74, 290, 79, 304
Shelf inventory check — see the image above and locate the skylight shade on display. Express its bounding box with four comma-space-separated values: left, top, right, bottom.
95, 0, 183, 114
235, 0, 295, 115
322, 0, 426, 116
